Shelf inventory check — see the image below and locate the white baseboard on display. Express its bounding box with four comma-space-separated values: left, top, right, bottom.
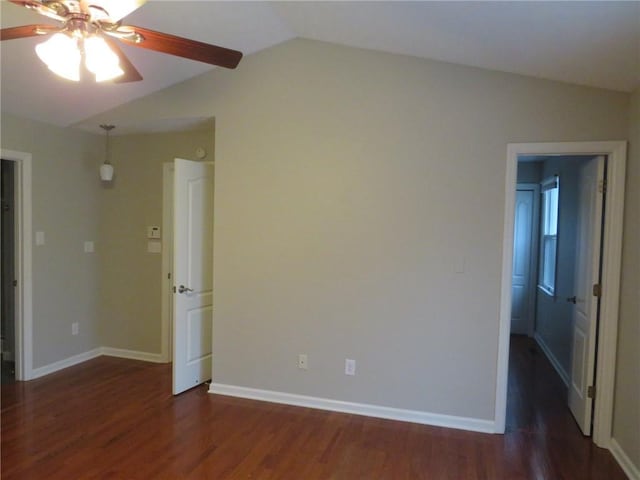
610, 438, 640, 480
101, 347, 165, 363
28, 346, 166, 380
30, 348, 102, 379
534, 332, 569, 386
209, 383, 496, 434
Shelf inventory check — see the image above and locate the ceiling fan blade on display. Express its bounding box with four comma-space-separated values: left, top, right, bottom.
8, 0, 68, 21
120, 26, 242, 70
103, 38, 143, 83
0, 24, 57, 41
81, 0, 147, 23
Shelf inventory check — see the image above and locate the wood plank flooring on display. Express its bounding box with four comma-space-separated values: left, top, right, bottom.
1, 337, 627, 479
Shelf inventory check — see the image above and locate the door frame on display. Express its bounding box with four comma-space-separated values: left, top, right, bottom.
0, 149, 33, 381
160, 162, 175, 363
496, 141, 627, 448
514, 182, 540, 337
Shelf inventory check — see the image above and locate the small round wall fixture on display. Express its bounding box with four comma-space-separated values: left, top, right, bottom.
195, 147, 207, 159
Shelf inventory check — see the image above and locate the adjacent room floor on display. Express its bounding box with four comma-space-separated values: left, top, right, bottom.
0, 336, 626, 479
0, 358, 15, 385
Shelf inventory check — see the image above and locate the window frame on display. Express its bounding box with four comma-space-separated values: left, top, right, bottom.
538, 175, 559, 297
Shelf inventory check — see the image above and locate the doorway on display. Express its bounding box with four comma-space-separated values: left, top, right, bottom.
0, 150, 33, 382
496, 141, 627, 449
1, 160, 16, 383
509, 155, 604, 437
160, 162, 175, 364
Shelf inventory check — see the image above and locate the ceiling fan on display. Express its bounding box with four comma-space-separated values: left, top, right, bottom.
0, 0, 243, 82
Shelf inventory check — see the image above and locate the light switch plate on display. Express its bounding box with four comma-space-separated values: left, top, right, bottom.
35, 231, 45, 246
84, 241, 94, 253
345, 358, 356, 376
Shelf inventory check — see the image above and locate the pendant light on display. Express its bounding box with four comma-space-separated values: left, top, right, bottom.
100, 124, 115, 182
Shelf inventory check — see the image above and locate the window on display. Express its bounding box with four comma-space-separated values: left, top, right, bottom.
539, 176, 559, 295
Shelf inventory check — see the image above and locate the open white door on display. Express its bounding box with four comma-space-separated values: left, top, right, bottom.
568, 156, 605, 435
172, 158, 214, 395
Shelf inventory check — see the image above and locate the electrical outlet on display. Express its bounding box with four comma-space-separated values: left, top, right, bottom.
72, 322, 79, 336
298, 354, 308, 370
345, 358, 356, 376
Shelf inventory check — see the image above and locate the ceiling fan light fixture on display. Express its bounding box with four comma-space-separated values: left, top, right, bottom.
35, 32, 81, 81
4, 0, 243, 85
84, 36, 123, 82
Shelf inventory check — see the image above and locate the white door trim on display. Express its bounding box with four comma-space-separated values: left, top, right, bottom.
1, 149, 33, 381
496, 141, 627, 448
160, 162, 175, 363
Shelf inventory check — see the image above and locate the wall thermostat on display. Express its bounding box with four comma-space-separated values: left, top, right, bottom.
147, 226, 161, 239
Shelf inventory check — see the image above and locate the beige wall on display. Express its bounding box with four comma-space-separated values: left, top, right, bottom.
98, 127, 214, 353
613, 88, 640, 469
1, 114, 102, 368
0, 114, 215, 367
83, 39, 630, 421
1, 35, 635, 466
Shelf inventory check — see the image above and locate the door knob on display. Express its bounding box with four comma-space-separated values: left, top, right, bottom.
566, 296, 577, 304
177, 285, 193, 294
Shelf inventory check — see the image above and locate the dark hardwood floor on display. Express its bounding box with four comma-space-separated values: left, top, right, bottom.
1, 336, 627, 479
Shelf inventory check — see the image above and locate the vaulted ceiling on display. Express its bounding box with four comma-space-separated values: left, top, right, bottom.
2, 1, 639, 131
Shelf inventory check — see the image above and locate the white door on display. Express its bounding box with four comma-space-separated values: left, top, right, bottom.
511, 187, 537, 335
172, 158, 214, 395
568, 156, 605, 435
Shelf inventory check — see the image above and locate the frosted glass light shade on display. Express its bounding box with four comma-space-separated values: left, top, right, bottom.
84, 36, 123, 82
35, 33, 123, 82
100, 163, 114, 181
35, 33, 81, 81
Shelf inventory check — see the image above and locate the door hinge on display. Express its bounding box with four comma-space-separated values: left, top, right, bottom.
593, 284, 602, 297
598, 179, 607, 194
168, 272, 172, 280
172, 285, 176, 293
12, 279, 17, 287
587, 385, 595, 398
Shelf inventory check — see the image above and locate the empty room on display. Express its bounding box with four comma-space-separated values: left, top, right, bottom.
1, 1, 638, 479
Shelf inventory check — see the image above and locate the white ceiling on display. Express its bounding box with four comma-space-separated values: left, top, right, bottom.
1, 1, 639, 132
